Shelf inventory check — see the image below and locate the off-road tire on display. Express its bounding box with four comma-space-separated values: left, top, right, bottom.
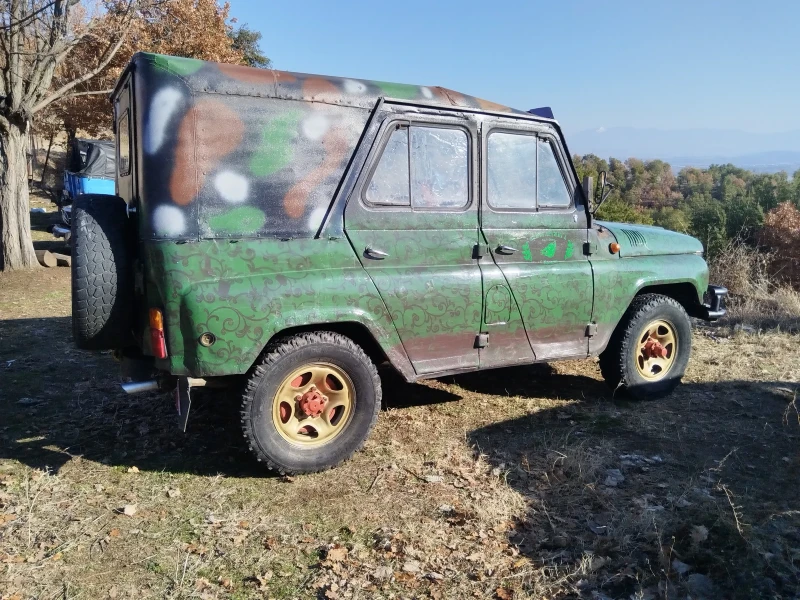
241, 332, 382, 474
71, 194, 133, 350
599, 294, 692, 400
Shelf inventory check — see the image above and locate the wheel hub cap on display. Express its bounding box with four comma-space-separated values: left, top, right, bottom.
296, 387, 328, 417
272, 363, 355, 447
635, 319, 678, 381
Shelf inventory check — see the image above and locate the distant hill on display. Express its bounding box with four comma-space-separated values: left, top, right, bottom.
568, 126, 800, 173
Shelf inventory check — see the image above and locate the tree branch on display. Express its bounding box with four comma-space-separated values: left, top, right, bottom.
30, 18, 132, 114
62, 88, 113, 99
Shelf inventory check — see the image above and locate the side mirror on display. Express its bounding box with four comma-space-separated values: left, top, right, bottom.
592, 170, 614, 215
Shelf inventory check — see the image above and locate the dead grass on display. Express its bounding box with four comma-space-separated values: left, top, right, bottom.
1, 268, 799, 599
709, 239, 800, 332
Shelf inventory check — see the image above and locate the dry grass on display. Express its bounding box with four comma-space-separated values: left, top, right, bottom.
1, 268, 799, 599
709, 238, 800, 332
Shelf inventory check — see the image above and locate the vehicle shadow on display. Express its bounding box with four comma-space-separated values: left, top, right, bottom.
465, 373, 800, 599
0, 317, 461, 479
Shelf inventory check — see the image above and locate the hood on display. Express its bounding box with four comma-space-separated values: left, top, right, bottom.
597, 221, 704, 257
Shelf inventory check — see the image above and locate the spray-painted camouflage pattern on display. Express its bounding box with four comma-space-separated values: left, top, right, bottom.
127, 52, 524, 241
118, 53, 710, 380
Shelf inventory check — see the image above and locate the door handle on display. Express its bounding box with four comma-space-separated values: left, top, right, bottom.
496, 245, 518, 255
364, 246, 389, 260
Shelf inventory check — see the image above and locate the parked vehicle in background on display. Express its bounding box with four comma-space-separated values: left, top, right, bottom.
53, 138, 115, 242
69, 53, 727, 474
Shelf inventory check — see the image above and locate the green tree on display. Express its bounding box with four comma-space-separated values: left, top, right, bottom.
687, 195, 727, 258
229, 24, 271, 68
652, 206, 690, 233
724, 196, 763, 241
596, 197, 654, 225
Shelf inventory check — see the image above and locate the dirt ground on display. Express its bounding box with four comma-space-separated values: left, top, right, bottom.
1, 265, 799, 600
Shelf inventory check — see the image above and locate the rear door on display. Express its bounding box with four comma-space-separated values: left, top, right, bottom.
480, 118, 593, 360
114, 74, 135, 206
345, 111, 482, 375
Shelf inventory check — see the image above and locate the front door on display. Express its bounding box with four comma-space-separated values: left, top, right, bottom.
479, 119, 593, 360
345, 112, 482, 375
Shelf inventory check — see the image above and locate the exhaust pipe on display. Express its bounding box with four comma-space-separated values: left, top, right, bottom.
121, 380, 159, 394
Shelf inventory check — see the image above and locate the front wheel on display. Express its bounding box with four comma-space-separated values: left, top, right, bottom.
599, 294, 692, 400
241, 332, 381, 474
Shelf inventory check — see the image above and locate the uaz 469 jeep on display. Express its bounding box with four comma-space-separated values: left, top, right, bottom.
70, 53, 727, 473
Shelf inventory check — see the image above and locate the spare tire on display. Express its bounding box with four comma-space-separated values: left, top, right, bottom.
71, 194, 134, 350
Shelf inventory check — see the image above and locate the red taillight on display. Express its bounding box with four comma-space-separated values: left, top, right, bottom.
149, 308, 167, 359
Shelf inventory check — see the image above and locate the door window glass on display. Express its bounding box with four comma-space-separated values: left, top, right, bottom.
410, 127, 468, 209
537, 139, 571, 207
365, 124, 469, 210
365, 127, 410, 206
118, 110, 131, 177
487, 132, 537, 209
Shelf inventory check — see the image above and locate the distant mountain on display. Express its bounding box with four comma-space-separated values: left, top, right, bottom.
567, 126, 800, 173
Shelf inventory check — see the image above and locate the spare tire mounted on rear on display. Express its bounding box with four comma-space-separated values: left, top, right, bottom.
71, 194, 134, 350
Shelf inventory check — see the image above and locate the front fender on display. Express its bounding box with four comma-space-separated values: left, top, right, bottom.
590, 254, 709, 354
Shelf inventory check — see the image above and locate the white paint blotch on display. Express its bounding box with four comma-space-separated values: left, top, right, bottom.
344, 79, 368, 95
152, 205, 186, 237
145, 88, 182, 154
308, 206, 327, 231
214, 170, 249, 204
420, 86, 434, 99
301, 113, 330, 141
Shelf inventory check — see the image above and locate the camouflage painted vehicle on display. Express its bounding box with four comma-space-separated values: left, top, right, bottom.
70, 52, 727, 473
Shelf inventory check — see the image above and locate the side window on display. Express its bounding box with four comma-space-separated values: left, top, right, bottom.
410, 127, 468, 209
118, 110, 131, 177
487, 132, 537, 209
365, 123, 469, 210
537, 139, 571, 207
365, 126, 410, 206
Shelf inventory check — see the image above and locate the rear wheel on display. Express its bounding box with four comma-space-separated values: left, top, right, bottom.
599, 294, 692, 399
241, 332, 381, 473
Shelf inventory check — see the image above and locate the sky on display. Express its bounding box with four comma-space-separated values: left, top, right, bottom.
229, 0, 800, 135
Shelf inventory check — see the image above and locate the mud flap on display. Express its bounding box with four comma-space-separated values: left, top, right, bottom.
175, 377, 191, 432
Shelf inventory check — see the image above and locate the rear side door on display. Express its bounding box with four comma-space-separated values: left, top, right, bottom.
479, 119, 593, 360
345, 111, 482, 375
114, 74, 135, 206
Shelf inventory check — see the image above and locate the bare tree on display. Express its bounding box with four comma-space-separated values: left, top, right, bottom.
0, 0, 140, 270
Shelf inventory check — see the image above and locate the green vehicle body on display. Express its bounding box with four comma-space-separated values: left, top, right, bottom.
111, 53, 718, 386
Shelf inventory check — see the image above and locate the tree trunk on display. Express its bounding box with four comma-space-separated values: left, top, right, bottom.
0, 118, 39, 271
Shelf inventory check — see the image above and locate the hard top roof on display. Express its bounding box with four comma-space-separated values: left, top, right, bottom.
124, 52, 544, 120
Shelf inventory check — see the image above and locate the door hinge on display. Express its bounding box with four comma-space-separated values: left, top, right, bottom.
475, 333, 489, 348
583, 242, 597, 256
472, 244, 489, 259
585, 323, 598, 337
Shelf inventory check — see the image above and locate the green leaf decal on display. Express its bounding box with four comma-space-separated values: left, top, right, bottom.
521, 242, 532, 262
565, 240, 575, 259
249, 111, 303, 177
541, 241, 556, 258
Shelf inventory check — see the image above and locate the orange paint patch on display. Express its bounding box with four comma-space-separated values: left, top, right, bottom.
218, 63, 297, 85
283, 129, 348, 219
431, 87, 467, 107
476, 97, 512, 112
169, 100, 245, 206
302, 77, 340, 102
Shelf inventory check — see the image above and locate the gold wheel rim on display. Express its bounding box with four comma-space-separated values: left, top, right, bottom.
272, 362, 355, 447
635, 319, 678, 381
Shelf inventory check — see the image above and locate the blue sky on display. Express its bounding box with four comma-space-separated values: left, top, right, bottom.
229, 0, 799, 135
